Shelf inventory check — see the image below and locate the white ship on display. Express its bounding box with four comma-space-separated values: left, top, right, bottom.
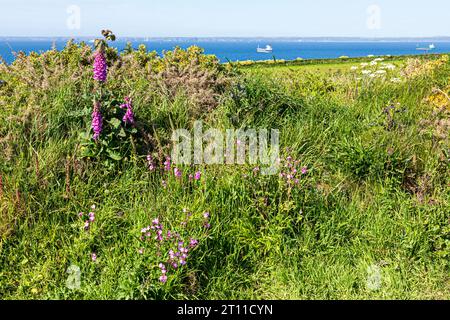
257, 45, 273, 53
417, 44, 435, 51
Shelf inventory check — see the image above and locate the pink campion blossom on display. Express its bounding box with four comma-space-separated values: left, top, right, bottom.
301, 167, 308, 175
203, 212, 210, 219
164, 157, 171, 172
174, 167, 182, 178
159, 275, 168, 283
189, 238, 199, 248
88, 212, 95, 222
91, 101, 103, 141
93, 50, 107, 82
146, 155, 155, 171
84, 221, 90, 230
194, 171, 201, 181
120, 97, 135, 125
91, 253, 97, 262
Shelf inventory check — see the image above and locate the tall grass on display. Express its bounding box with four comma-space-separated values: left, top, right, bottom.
0, 44, 449, 299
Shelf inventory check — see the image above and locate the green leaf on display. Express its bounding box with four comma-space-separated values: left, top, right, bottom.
109, 118, 122, 129
118, 128, 126, 137
107, 149, 123, 161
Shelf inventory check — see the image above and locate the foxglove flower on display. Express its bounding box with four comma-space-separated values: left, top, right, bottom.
91, 101, 103, 141
93, 50, 107, 82
120, 97, 135, 125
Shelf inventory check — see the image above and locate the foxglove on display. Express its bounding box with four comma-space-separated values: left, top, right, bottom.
91, 101, 103, 141
93, 50, 107, 82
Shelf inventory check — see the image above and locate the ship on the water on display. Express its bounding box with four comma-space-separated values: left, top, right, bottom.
257, 45, 273, 53
416, 44, 435, 51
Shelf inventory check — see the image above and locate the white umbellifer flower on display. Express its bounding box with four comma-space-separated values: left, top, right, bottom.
375, 70, 387, 74
373, 58, 384, 62
384, 64, 396, 70
362, 70, 372, 75
351, 66, 358, 71
391, 78, 402, 83
369, 73, 377, 78
370, 61, 378, 66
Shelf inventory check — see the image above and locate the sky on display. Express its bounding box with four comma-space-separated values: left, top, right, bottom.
1, 0, 450, 38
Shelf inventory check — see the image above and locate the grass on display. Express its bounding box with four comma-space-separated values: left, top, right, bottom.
0, 45, 449, 300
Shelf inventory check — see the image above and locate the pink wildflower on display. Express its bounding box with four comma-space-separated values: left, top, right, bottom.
91, 101, 103, 141
93, 50, 107, 82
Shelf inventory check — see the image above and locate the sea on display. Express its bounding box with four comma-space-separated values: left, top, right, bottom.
1, 38, 450, 64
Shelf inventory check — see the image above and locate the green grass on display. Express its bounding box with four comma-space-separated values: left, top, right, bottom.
0, 47, 449, 300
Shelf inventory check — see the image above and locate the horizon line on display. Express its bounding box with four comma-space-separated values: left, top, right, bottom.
1, 36, 450, 39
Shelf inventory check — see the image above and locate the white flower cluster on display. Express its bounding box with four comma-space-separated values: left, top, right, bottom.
351, 57, 403, 83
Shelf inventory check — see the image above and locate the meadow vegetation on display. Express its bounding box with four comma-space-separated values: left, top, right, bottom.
0, 35, 449, 299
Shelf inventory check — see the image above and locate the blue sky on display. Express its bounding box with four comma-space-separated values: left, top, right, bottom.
1, 0, 450, 37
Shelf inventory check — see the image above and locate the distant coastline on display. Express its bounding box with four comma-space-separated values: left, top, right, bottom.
2, 36, 450, 42
2, 38, 450, 65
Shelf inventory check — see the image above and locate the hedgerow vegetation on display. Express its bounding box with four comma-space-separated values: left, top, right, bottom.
0, 34, 449, 299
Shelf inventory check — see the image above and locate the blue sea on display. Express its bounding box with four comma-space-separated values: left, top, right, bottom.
1, 39, 450, 64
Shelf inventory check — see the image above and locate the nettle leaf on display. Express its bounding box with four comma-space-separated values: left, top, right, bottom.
109, 118, 122, 129
118, 128, 127, 137
80, 146, 97, 158
79, 131, 92, 142
107, 149, 123, 161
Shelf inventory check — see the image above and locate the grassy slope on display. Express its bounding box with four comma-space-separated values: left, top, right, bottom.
0, 53, 449, 300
